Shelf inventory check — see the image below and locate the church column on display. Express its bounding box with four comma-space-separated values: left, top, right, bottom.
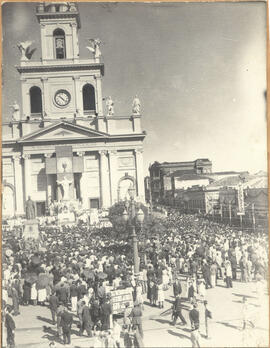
71, 22, 79, 62
77, 151, 85, 199
99, 150, 111, 208
44, 153, 52, 203
22, 154, 32, 201
73, 76, 83, 117
20, 78, 29, 120
40, 24, 47, 61
108, 150, 118, 205
95, 75, 103, 116
135, 148, 145, 203
41, 77, 49, 117
13, 155, 24, 215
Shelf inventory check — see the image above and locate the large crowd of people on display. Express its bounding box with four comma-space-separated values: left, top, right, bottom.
2, 208, 268, 347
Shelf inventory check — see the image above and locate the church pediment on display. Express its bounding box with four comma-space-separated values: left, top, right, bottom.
18, 121, 108, 143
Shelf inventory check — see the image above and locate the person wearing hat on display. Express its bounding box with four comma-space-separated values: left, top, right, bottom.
80, 301, 93, 337
172, 293, 187, 326
60, 306, 73, 345
189, 303, 201, 347
100, 297, 112, 331
49, 291, 59, 325
90, 298, 101, 331
173, 277, 182, 298
129, 301, 143, 338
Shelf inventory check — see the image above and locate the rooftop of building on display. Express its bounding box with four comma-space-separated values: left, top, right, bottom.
207, 174, 267, 189
206, 171, 247, 176
151, 158, 212, 168
173, 173, 212, 181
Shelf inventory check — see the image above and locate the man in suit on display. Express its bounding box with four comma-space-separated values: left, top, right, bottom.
172, 293, 187, 326
130, 302, 143, 338
97, 282, 106, 302
173, 278, 182, 298
201, 260, 211, 289
49, 291, 59, 325
80, 301, 93, 337
5, 305, 16, 348
60, 307, 73, 345
100, 297, 112, 331
57, 284, 68, 307
90, 299, 100, 330
77, 280, 87, 300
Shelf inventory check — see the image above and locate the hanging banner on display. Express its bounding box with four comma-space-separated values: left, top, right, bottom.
237, 184, 245, 215
56, 146, 73, 174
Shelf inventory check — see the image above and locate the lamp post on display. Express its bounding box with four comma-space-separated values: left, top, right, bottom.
122, 187, 144, 282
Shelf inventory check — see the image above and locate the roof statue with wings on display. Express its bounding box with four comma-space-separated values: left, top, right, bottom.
105, 96, 114, 116
17, 40, 36, 60
86, 38, 102, 59
10, 101, 20, 121
132, 95, 141, 115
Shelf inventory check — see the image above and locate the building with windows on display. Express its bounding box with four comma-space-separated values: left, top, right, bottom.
149, 159, 212, 202
2, 3, 146, 217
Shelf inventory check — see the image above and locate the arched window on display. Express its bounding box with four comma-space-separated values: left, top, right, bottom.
53, 28, 66, 59
82, 84, 96, 113
30, 86, 42, 115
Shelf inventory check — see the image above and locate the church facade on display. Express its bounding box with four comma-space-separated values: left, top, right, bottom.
2, 3, 146, 217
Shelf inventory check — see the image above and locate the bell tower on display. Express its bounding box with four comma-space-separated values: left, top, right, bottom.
17, 2, 104, 124
36, 2, 80, 62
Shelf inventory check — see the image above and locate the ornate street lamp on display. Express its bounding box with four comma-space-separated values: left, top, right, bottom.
122, 186, 145, 283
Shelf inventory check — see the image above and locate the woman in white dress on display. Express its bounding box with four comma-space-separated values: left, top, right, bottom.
162, 268, 169, 291
157, 282, 165, 309
31, 282, 37, 305
167, 266, 173, 286
37, 287, 47, 305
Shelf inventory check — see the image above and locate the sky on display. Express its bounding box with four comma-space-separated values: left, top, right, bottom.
2, 2, 267, 176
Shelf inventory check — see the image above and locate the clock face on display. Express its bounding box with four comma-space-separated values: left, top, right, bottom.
54, 90, 71, 107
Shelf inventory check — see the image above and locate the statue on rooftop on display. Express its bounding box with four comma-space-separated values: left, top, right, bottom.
86, 38, 102, 59
10, 101, 20, 121
132, 95, 141, 115
105, 96, 114, 116
17, 40, 36, 60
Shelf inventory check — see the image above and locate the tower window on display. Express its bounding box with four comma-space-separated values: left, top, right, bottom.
53, 28, 66, 59
30, 86, 42, 115
82, 84, 96, 113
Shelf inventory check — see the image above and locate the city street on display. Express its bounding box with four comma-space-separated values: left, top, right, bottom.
2, 4, 268, 348
3, 277, 268, 348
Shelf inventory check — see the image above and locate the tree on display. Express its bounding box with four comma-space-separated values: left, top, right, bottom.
108, 201, 166, 241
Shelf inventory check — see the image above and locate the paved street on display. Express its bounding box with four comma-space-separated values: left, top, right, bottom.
3, 278, 268, 348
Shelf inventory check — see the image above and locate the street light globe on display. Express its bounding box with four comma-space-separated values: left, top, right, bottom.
136, 208, 144, 224
122, 209, 129, 222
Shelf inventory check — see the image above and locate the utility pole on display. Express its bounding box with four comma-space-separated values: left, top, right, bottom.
239, 214, 243, 230
220, 203, 223, 222
148, 165, 153, 216
228, 202, 232, 226
252, 203, 256, 233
